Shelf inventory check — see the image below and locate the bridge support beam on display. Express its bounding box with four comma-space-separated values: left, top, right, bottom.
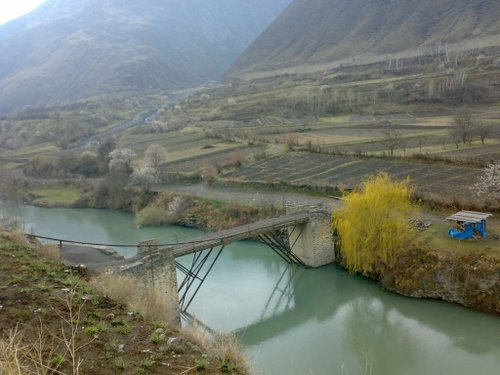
288, 208, 335, 268
177, 246, 225, 313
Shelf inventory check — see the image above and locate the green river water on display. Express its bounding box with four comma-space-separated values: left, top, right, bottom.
1, 202, 499, 375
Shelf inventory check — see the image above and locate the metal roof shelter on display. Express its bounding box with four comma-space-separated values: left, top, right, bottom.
446, 211, 493, 224
446, 211, 493, 240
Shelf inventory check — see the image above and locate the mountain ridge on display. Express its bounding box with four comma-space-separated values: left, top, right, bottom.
0, 0, 292, 113
230, 0, 500, 77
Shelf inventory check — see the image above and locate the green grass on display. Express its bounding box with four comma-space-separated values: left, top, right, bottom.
30, 188, 81, 207
420, 220, 500, 260
5, 143, 60, 158
51, 354, 65, 367
114, 358, 128, 371
116, 324, 132, 335
149, 331, 166, 344
84, 321, 108, 335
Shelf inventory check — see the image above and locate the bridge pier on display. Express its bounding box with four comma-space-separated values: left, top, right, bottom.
288, 207, 336, 268
123, 252, 181, 326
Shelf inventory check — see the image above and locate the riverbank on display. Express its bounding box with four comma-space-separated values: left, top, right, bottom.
357, 244, 500, 315
1, 202, 499, 374
5, 183, 500, 315
18, 184, 283, 232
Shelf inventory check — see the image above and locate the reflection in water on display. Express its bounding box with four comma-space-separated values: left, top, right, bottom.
342, 298, 417, 375
259, 266, 300, 321
229, 263, 500, 375
2, 203, 499, 375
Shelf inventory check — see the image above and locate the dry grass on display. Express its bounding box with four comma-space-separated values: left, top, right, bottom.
0, 329, 27, 375
37, 244, 60, 262
5, 230, 29, 247
89, 274, 179, 325
182, 326, 249, 373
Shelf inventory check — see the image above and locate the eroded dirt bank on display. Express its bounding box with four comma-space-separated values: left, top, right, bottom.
373, 247, 499, 314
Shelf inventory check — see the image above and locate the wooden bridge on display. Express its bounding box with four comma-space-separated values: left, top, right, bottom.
165, 210, 310, 258
26, 208, 330, 315
147, 210, 313, 312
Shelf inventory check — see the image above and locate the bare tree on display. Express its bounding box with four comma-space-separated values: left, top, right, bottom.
417, 136, 427, 153
476, 122, 490, 146
144, 144, 167, 172
382, 129, 401, 157
450, 110, 475, 146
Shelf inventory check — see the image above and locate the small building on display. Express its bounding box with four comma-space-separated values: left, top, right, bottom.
446, 211, 493, 240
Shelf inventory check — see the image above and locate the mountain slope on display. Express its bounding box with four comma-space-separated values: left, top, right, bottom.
230, 0, 500, 76
0, 0, 292, 112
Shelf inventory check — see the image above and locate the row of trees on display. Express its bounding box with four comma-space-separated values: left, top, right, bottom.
23, 138, 116, 178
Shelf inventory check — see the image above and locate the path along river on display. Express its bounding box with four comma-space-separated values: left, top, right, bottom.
1, 202, 499, 375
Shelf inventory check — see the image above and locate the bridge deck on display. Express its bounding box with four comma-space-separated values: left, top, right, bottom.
165, 211, 310, 258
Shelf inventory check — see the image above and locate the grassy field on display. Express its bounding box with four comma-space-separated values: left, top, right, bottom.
30, 188, 83, 207
421, 219, 500, 261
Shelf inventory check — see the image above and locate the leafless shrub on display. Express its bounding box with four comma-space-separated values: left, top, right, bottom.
1, 289, 91, 375
284, 134, 299, 150
200, 163, 218, 182
0, 329, 27, 375
254, 151, 267, 161
228, 150, 247, 168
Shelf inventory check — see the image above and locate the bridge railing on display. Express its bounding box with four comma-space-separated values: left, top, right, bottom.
22, 210, 311, 262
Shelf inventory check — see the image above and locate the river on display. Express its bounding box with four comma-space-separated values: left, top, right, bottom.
1, 202, 499, 375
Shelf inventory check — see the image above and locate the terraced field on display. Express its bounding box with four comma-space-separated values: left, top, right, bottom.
224, 152, 483, 198
436, 144, 500, 162
226, 111, 499, 161
165, 145, 266, 173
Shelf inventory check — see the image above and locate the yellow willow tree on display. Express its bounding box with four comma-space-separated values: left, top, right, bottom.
332, 172, 415, 275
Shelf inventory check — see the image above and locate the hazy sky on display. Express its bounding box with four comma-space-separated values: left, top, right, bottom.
0, 0, 46, 25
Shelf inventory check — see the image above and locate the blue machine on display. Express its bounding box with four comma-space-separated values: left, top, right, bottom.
446, 211, 492, 240
448, 224, 474, 240
448, 218, 488, 240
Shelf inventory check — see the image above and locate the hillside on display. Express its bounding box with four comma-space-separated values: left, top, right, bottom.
0, 0, 291, 113
230, 0, 500, 77
0, 230, 248, 374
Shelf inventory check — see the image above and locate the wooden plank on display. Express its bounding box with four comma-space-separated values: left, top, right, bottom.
161, 211, 311, 258
446, 215, 481, 223
446, 212, 491, 223
461, 210, 493, 218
